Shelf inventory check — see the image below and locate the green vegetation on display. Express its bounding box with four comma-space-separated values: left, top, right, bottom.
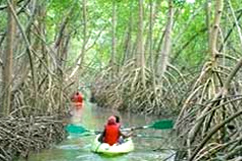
1, 0, 242, 160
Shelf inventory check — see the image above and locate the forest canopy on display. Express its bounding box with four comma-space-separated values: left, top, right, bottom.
1, 0, 242, 160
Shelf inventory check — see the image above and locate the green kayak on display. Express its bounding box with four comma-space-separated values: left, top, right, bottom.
91, 134, 134, 155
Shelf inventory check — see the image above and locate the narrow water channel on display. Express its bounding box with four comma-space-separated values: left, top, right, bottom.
17, 101, 176, 161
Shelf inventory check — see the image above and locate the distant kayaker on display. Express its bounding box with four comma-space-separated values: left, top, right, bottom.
71, 91, 83, 109
99, 116, 132, 146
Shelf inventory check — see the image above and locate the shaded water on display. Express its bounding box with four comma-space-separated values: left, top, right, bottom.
17, 101, 176, 161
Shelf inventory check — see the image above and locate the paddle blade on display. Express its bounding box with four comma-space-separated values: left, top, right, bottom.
150, 120, 173, 129
65, 124, 88, 134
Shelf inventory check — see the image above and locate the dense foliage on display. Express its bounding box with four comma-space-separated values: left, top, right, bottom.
1, 0, 242, 160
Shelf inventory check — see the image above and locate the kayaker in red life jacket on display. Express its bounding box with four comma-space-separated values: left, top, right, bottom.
71, 91, 83, 109
99, 116, 133, 146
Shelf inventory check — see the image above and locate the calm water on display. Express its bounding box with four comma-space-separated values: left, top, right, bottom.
17, 101, 176, 161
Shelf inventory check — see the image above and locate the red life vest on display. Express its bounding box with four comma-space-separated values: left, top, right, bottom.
103, 124, 120, 146
76, 94, 83, 103
73, 93, 83, 103
71, 92, 83, 109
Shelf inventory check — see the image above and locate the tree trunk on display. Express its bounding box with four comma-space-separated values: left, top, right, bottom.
122, 1, 133, 65
69, 0, 87, 79
158, 0, 173, 86
110, 0, 116, 77
8, 0, 38, 107
2, 0, 16, 115
206, 0, 211, 50
149, 0, 156, 94
209, 0, 223, 61
137, 0, 146, 87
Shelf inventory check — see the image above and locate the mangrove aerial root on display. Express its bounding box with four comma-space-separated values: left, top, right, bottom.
91, 60, 184, 116
0, 116, 66, 161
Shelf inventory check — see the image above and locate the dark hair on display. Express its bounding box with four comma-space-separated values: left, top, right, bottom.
114, 115, 120, 123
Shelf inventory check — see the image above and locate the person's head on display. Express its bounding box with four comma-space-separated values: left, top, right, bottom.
107, 116, 116, 125
114, 115, 120, 123
76, 91, 79, 95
